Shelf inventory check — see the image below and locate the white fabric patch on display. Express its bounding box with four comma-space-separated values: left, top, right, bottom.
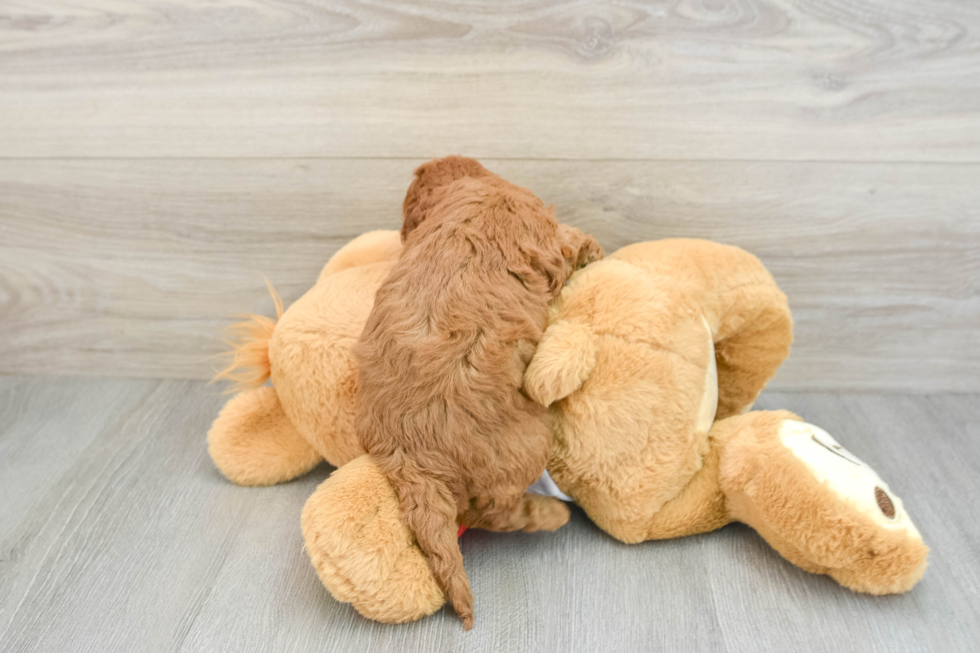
779, 420, 921, 538
697, 316, 719, 433
528, 469, 573, 502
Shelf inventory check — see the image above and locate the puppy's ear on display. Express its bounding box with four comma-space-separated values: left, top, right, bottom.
524, 320, 598, 406
522, 248, 567, 298
557, 224, 604, 271
402, 156, 491, 242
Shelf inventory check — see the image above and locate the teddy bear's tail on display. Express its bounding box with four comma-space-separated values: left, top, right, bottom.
211, 279, 283, 393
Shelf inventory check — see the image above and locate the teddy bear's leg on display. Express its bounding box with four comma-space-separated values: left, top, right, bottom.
208, 386, 322, 486
638, 446, 733, 540
317, 230, 402, 283
713, 410, 928, 594
609, 240, 792, 419
302, 456, 445, 623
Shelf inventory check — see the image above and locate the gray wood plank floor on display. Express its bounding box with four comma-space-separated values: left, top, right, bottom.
0, 376, 976, 652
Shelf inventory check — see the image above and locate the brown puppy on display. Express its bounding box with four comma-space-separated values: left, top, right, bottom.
355, 157, 602, 629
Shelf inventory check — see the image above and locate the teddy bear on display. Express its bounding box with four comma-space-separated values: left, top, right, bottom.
208, 230, 928, 626
208, 229, 404, 485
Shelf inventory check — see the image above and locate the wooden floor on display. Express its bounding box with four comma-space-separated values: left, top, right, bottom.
0, 376, 977, 653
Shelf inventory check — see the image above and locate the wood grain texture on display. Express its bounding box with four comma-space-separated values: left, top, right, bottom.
2, 158, 977, 390
1, 377, 978, 652
1, 0, 979, 160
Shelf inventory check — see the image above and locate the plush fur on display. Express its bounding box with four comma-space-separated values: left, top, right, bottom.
715, 411, 928, 594
293, 237, 927, 623
302, 455, 444, 623
207, 229, 404, 485
208, 386, 321, 486
355, 157, 602, 628
527, 239, 796, 542
211, 279, 284, 393
207, 222, 927, 625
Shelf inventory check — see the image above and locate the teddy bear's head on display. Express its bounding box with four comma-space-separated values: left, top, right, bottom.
523, 249, 722, 542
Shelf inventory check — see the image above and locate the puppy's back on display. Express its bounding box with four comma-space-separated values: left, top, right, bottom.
355, 175, 567, 628
358, 176, 564, 447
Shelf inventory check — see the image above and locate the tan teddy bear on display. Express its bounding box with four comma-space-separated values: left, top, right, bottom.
209, 232, 928, 626
208, 229, 403, 485
522, 238, 928, 593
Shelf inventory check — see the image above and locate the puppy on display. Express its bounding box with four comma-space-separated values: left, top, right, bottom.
355, 157, 602, 628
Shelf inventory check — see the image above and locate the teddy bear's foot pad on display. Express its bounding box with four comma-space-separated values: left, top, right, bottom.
778, 420, 921, 538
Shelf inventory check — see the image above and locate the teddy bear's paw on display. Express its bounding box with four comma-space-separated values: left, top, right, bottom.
779, 421, 919, 537
776, 420, 929, 593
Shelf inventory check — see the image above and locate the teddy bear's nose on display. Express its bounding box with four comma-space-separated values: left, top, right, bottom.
875, 487, 896, 519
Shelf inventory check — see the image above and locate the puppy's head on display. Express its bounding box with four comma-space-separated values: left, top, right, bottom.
402, 156, 493, 242
557, 223, 604, 280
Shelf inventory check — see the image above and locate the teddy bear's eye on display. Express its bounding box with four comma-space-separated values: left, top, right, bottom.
875, 487, 896, 519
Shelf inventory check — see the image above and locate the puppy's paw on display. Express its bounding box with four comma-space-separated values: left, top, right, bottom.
557, 223, 604, 271
524, 496, 571, 532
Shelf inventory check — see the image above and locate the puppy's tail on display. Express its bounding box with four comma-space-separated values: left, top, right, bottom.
211, 279, 284, 393
383, 454, 474, 629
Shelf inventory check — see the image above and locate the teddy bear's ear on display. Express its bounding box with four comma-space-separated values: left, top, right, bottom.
525, 320, 598, 406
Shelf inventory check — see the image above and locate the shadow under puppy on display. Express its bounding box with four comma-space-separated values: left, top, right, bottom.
355, 157, 602, 629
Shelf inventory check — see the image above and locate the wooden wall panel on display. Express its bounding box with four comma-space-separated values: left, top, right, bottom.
1, 1, 977, 389
1, 159, 976, 390
0, 0, 979, 161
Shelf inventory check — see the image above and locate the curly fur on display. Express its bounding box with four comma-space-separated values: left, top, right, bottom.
355, 157, 602, 628
401, 155, 492, 243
